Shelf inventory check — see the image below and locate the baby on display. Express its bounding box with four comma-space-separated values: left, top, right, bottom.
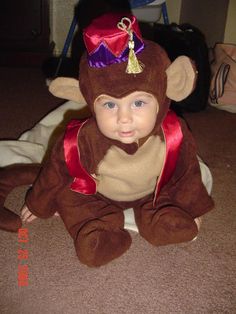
5, 13, 214, 267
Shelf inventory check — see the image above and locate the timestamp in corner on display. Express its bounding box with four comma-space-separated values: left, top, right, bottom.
17, 228, 29, 287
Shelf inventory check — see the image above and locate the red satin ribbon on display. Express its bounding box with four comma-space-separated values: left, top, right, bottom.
63, 111, 183, 200
63, 119, 96, 194
153, 110, 183, 204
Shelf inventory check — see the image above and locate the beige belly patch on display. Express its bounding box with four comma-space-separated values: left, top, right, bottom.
95, 136, 165, 201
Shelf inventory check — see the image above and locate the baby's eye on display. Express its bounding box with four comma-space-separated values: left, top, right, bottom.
104, 102, 116, 109
133, 100, 145, 107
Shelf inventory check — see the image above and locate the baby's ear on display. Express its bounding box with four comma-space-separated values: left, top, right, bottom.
166, 56, 197, 102
49, 77, 86, 104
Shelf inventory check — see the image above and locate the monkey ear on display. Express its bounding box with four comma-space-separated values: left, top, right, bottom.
166, 56, 197, 102
49, 77, 86, 104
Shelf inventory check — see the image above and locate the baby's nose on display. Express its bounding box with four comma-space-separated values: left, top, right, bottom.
117, 107, 133, 123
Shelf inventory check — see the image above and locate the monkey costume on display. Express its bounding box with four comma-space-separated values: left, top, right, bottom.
0, 13, 214, 267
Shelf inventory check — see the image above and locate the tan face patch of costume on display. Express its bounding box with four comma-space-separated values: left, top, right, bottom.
95, 135, 165, 201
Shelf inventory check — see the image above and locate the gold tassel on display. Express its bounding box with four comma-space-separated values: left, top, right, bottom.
126, 34, 144, 74
117, 17, 144, 75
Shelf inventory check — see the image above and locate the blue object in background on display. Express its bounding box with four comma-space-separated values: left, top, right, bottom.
129, 0, 156, 9
54, 14, 78, 77
161, 2, 169, 24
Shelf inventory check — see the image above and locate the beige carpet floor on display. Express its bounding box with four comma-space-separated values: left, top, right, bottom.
0, 67, 235, 314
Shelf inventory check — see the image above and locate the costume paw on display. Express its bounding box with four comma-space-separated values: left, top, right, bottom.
140, 206, 198, 246
75, 227, 132, 267
0, 207, 22, 232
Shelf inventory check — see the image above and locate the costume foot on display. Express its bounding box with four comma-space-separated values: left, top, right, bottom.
140, 206, 198, 246
75, 227, 132, 267
0, 207, 22, 232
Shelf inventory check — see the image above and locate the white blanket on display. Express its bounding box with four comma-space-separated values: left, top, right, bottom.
0, 101, 213, 231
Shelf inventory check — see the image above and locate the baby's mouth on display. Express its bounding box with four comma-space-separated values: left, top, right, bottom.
119, 130, 135, 137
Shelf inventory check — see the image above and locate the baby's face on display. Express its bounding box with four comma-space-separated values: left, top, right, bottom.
94, 91, 159, 144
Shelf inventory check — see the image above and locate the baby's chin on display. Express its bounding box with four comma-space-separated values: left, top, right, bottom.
119, 139, 137, 144
116, 136, 139, 144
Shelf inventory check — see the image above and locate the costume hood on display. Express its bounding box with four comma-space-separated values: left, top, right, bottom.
79, 13, 171, 125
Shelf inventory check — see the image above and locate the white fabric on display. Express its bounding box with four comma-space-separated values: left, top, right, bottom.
198, 157, 213, 195
209, 101, 236, 113
0, 101, 213, 232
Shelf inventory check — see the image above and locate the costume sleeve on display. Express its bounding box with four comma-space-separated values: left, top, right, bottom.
159, 119, 214, 218
25, 133, 70, 218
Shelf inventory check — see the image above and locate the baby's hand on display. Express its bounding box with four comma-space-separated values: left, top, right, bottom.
21, 204, 37, 223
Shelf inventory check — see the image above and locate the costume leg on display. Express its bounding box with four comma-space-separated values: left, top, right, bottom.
62, 195, 132, 267
133, 197, 198, 246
